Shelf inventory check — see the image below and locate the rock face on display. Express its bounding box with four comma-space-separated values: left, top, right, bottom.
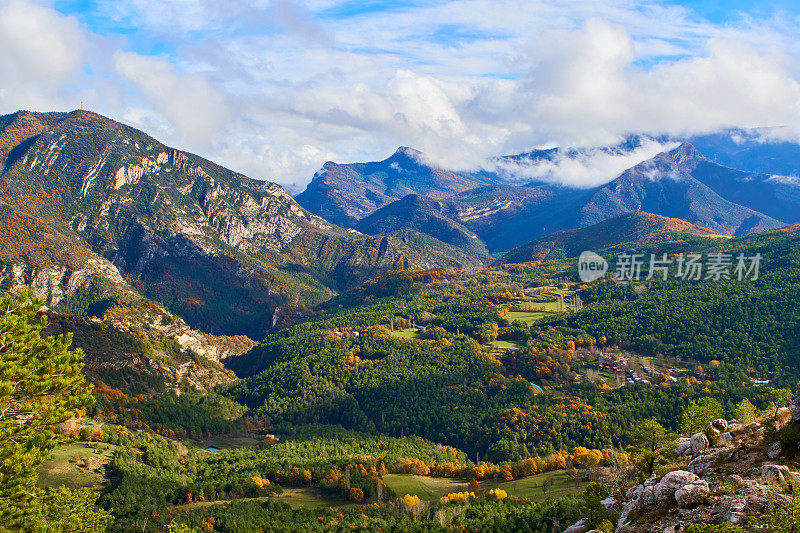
562, 519, 589, 533
760, 464, 798, 484
690, 432, 709, 455
617, 471, 710, 530
710, 419, 728, 434
656, 471, 709, 507
687, 455, 713, 476
677, 438, 692, 456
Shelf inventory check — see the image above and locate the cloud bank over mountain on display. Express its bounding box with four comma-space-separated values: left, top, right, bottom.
2, 0, 800, 188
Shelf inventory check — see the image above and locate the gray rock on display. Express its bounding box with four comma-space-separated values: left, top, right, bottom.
655, 470, 701, 506
738, 480, 769, 496
725, 500, 747, 524
767, 442, 782, 460
761, 464, 791, 484
677, 440, 693, 456
691, 432, 709, 455
725, 474, 744, 487
562, 519, 589, 533
626, 483, 644, 501
601, 495, 618, 512
688, 455, 714, 476
675, 479, 710, 507
719, 432, 733, 447
617, 499, 637, 530
711, 418, 728, 433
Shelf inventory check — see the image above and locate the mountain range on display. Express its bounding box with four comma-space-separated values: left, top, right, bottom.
296, 134, 798, 254
0, 110, 484, 343
4, 108, 800, 374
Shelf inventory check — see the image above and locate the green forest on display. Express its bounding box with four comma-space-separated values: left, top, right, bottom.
6, 226, 800, 531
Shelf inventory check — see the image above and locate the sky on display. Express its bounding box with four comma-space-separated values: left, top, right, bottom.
2, 0, 800, 190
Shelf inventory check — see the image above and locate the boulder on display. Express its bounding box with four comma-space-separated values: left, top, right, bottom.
601, 495, 618, 512
725, 474, 744, 488
767, 442, 782, 460
738, 480, 769, 496
655, 470, 700, 506
725, 500, 747, 524
711, 418, 728, 433
719, 432, 733, 447
690, 432, 709, 455
761, 464, 791, 484
617, 499, 637, 530
792, 405, 800, 424
688, 455, 714, 476
639, 477, 659, 509
626, 483, 644, 501
562, 519, 589, 533
677, 440, 692, 456
675, 479, 710, 507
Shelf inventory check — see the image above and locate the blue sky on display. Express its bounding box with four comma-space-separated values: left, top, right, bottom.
3, 0, 800, 188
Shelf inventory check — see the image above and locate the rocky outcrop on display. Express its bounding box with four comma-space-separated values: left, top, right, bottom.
0, 256, 126, 307
562, 519, 589, 533
612, 417, 800, 532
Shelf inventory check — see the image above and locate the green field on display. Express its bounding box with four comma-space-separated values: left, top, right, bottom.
505, 310, 548, 324
38, 442, 118, 489
274, 488, 358, 509
174, 488, 356, 511
389, 328, 421, 340
490, 340, 522, 349
383, 470, 587, 503
382, 474, 468, 500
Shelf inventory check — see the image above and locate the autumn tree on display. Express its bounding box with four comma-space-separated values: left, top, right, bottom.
0, 289, 103, 530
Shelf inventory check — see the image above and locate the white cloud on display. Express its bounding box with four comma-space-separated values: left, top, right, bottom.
488, 139, 680, 188
4, 0, 800, 190
0, 0, 87, 109
113, 52, 231, 147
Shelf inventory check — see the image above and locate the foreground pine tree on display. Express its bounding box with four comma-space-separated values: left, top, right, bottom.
0, 288, 110, 531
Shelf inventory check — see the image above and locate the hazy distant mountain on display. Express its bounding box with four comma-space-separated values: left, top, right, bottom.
688, 128, 800, 177
496, 211, 721, 264
579, 144, 785, 235
661, 141, 800, 224
298, 138, 790, 254
356, 194, 490, 257
294, 146, 500, 227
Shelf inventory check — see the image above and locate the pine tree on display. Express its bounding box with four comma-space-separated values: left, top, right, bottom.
0, 289, 95, 529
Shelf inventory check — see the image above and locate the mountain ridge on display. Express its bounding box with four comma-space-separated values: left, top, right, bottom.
496, 210, 722, 264
0, 110, 485, 340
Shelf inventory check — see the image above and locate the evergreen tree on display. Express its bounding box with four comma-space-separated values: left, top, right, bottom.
0, 289, 97, 530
